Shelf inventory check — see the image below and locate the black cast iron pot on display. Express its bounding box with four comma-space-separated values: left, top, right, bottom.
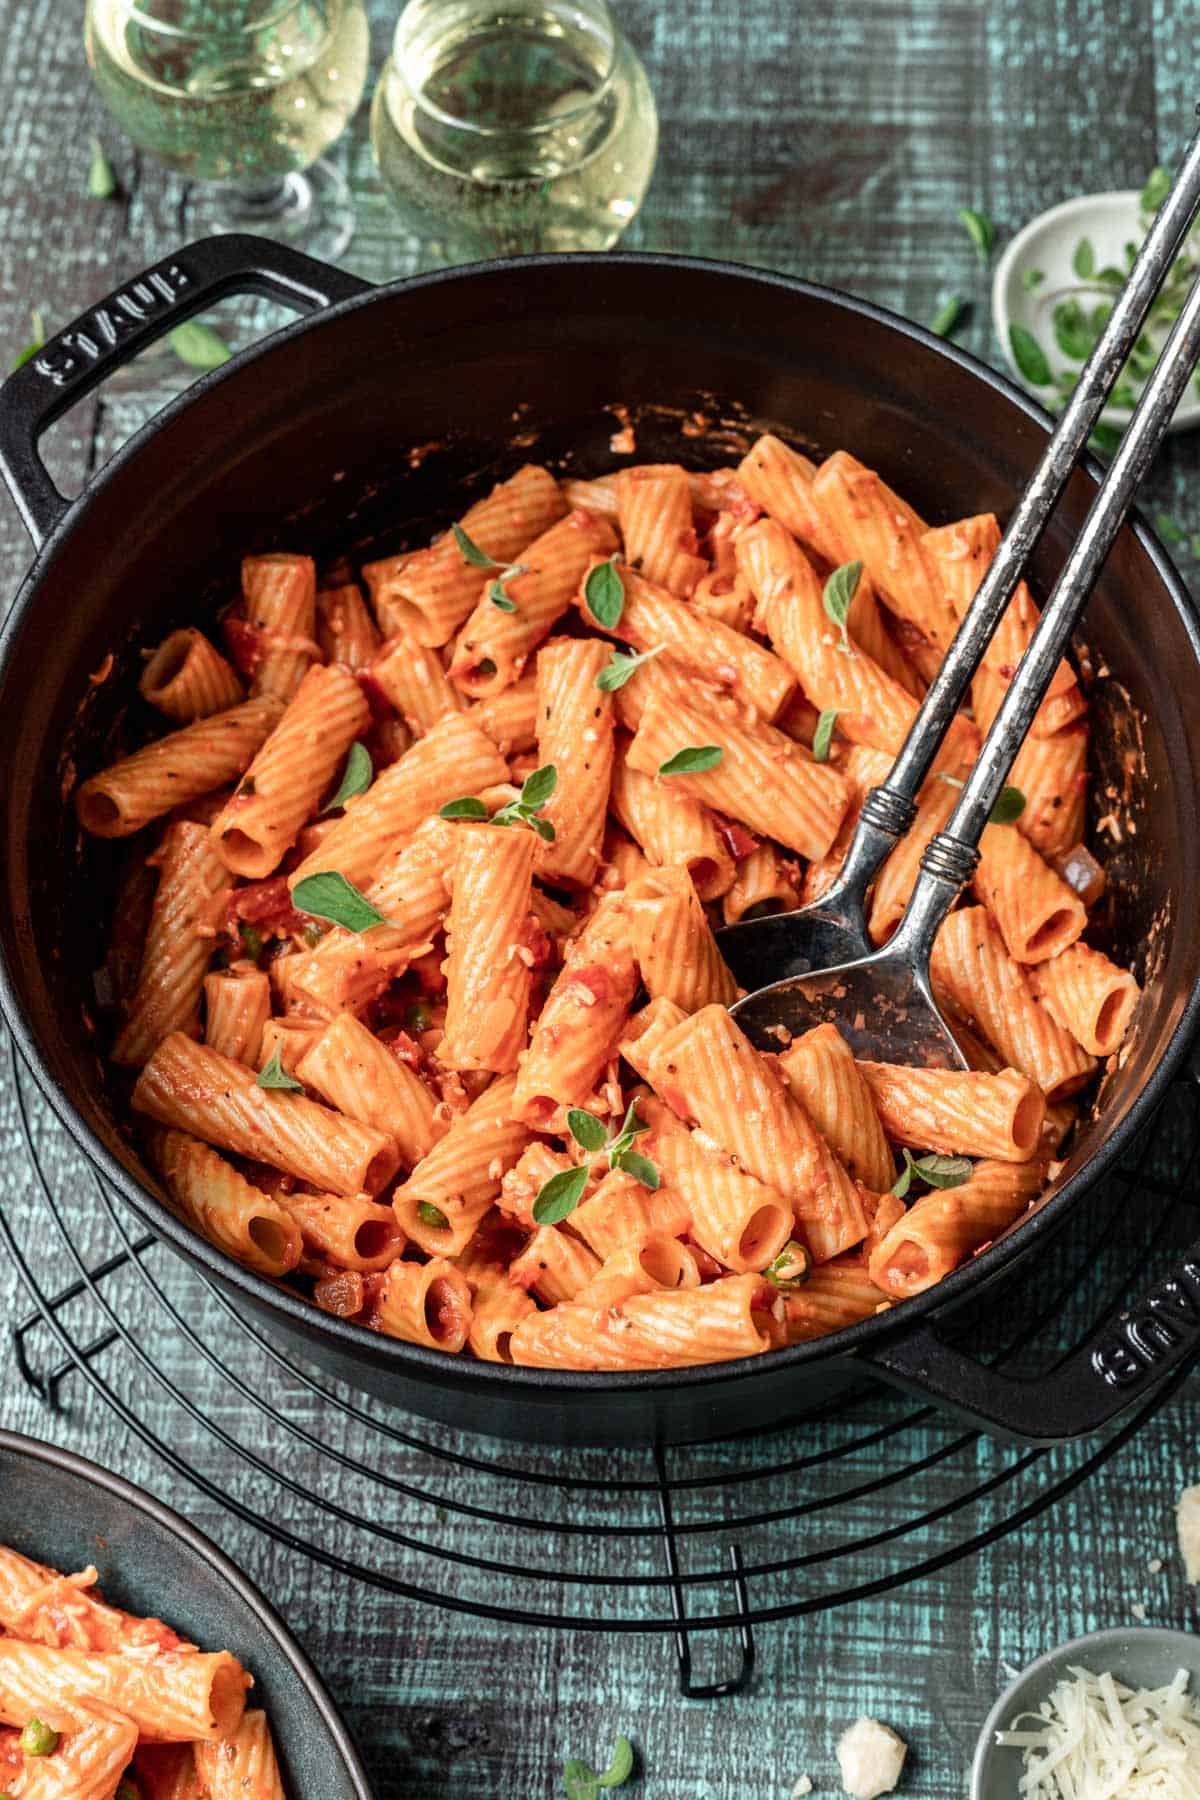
0, 1430, 372, 1795
0, 236, 1198, 1448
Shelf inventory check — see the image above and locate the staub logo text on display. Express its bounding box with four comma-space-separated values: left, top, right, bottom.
30, 263, 192, 386
1091, 1257, 1200, 1386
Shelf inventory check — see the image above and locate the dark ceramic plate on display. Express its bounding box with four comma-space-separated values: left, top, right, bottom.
0, 1429, 372, 1797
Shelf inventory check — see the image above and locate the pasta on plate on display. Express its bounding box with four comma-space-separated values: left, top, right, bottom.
0, 1542, 281, 1798
72, 438, 1140, 1371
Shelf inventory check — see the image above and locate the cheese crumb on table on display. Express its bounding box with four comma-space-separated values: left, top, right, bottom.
1177, 1483, 1200, 1582
835, 1717, 907, 1798
791, 1778, 814, 1798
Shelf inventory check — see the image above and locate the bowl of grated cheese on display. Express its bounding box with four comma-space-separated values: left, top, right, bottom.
970, 1626, 1200, 1800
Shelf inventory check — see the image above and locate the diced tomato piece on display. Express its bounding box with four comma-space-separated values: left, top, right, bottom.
221, 609, 265, 678
225, 875, 308, 938
712, 813, 758, 860
519, 914, 553, 970
388, 1030, 422, 1070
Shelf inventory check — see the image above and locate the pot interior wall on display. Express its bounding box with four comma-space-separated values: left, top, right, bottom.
1, 259, 1197, 1409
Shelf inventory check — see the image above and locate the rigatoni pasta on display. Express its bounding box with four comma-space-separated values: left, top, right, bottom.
74, 437, 1139, 1371
0, 1543, 291, 1797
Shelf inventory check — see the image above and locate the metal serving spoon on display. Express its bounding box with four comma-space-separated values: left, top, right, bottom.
714, 124, 1200, 1064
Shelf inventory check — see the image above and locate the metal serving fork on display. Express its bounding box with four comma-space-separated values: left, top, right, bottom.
712, 125, 1200, 1067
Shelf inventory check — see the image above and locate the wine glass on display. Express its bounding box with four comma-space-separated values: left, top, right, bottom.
369, 0, 658, 262
85, 0, 370, 260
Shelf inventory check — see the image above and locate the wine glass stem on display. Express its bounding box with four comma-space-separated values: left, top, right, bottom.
227, 176, 307, 221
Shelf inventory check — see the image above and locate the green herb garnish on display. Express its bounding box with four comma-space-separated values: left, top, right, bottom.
491, 764, 558, 840
238, 922, 264, 963
532, 1164, 590, 1225
937, 773, 1026, 824
291, 871, 387, 932
439, 796, 490, 821
1156, 511, 1186, 545
1140, 166, 1171, 215
764, 1240, 811, 1291
324, 741, 373, 814
417, 1201, 449, 1230
823, 559, 862, 647
1022, 267, 1046, 292
563, 1735, 635, 1797
595, 643, 665, 692
812, 708, 838, 763
583, 554, 626, 629
957, 206, 995, 263
88, 134, 117, 198
1072, 236, 1095, 279
257, 1048, 303, 1092
658, 745, 723, 778
405, 1000, 433, 1033
10, 307, 45, 371
930, 294, 966, 339
564, 1100, 659, 1188
1009, 323, 1052, 387
452, 522, 526, 611
168, 319, 231, 370
891, 1147, 973, 1198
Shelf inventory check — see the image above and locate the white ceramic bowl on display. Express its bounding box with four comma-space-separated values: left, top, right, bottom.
991, 189, 1200, 433
970, 1624, 1200, 1799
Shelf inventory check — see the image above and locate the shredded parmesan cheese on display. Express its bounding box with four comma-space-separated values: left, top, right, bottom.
995, 1664, 1200, 1798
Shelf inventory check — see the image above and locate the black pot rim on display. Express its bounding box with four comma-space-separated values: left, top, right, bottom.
2, 247, 1198, 1403
0, 1426, 373, 1794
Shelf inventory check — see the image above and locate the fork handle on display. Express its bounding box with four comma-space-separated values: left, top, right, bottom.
833, 120, 1200, 920
893, 185, 1200, 964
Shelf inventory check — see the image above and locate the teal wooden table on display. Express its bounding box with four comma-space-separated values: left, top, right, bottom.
1, 3, 1199, 1794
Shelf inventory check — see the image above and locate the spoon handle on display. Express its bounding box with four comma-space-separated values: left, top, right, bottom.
897, 193, 1200, 960
828, 122, 1200, 925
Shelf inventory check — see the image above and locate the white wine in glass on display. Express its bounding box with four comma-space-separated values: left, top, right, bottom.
86, 0, 369, 258
370, 0, 659, 260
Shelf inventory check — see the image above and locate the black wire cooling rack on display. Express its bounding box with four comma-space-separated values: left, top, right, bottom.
4, 1032, 1198, 1697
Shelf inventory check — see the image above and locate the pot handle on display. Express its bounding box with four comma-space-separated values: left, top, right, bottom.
860, 1232, 1200, 1442
0, 233, 371, 548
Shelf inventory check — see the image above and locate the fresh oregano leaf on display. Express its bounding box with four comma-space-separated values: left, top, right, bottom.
11, 307, 46, 371
169, 320, 231, 370
1009, 323, 1052, 387
596, 1736, 635, 1788
528, 814, 556, 842
1052, 298, 1097, 362
957, 206, 995, 263
615, 1149, 660, 1190
595, 643, 665, 692
1140, 165, 1171, 215
488, 578, 518, 612
812, 708, 838, 763
520, 764, 558, 810
323, 741, 373, 813
452, 521, 495, 568
291, 871, 387, 932
532, 1164, 590, 1225
763, 1240, 811, 1291
1156, 511, 1187, 545
88, 135, 117, 198
564, 1759, 599, 1800
1072, 236, 1095, 279
439, 796, 490, 821
567, 1108, 609, 1153
891, 1150, 915, 1199
822, 560, 862, 646
417, 1201, 449, 1230
584, 555, 626, 630
936, 773, 1025, 824
930, 294, 965, 339
658, 745, 723, 778
257, 1048, 303, 1092
912, 1152, 973, 1189
1022, 267, 1046, 292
